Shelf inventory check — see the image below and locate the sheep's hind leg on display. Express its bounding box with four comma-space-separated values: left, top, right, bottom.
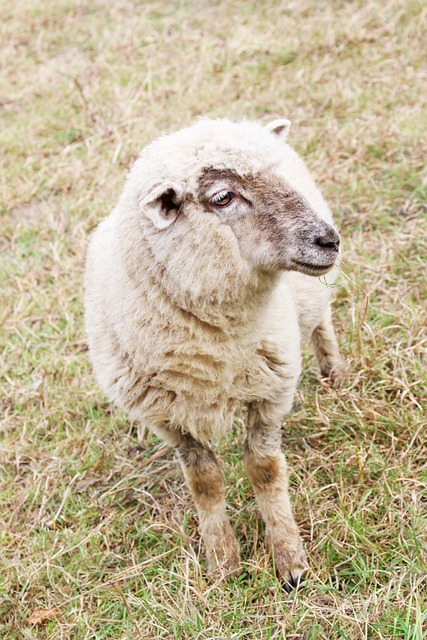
176, 433, 240, 576
244, 403, 308, 591
311, 303, 344, 387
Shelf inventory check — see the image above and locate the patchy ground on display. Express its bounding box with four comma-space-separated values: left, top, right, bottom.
1, 0, 426, 638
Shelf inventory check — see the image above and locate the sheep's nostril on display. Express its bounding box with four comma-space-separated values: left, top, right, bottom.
315, 229, 340, 252
316, 239, 340, 250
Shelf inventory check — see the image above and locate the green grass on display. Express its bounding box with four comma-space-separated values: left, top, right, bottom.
1, 0, 426, 637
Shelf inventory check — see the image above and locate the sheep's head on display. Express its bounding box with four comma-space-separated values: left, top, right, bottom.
196, 166, 339, 277
135, 119, 339, 279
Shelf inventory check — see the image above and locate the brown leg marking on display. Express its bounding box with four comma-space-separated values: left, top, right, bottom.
244, 405, 308, 590
311, 303, 344, 387
177, 434, 240, 575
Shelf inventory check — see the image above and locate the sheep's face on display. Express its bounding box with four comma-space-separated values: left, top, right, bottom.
195, 167, 340, 276
138, 119, 339, 278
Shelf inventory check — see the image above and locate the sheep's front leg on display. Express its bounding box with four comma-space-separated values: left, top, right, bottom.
311, 303, 344, 386
244, 404, 308, 591
177, 433, 240, 575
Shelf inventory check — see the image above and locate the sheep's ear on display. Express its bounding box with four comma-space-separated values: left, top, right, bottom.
264, 119, 291, 141
140, 183, 184, 229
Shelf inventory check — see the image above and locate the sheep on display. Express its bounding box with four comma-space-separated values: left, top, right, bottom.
84, 118, 343, 591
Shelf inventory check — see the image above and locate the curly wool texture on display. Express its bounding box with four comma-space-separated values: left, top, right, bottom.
84, 119, 338, 443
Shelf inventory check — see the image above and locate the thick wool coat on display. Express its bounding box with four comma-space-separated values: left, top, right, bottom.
84, 119, 337, 443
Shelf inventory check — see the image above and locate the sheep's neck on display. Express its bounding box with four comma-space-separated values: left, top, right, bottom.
119, 213, 280, 331
176, 268, 280, 333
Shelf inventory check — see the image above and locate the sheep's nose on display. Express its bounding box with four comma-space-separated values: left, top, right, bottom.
315, 228, 340, 252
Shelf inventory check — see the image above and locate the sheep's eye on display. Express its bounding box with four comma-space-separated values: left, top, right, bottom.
210, 190, 235, 207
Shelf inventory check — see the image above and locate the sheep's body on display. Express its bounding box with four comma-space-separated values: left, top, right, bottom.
84, 118, 343, 589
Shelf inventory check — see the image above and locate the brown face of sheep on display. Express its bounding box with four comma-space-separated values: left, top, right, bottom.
196, 168, 340, 276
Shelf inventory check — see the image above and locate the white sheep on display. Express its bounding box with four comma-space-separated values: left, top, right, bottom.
84, 118, 343, 590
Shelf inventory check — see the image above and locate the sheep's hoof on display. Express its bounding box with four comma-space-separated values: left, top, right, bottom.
282, 569, 306, 594
205, 528, 241, 578
211, 555, 241, 580
321, 360, 346, 388
273, 547, 308, 593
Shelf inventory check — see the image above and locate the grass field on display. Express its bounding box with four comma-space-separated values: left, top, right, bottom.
1, 0, 426, 638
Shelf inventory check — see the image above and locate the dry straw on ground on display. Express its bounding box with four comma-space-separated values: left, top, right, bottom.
1, 0, 426, 638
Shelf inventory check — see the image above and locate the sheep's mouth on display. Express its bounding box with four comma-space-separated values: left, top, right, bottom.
292, 260, 335, 276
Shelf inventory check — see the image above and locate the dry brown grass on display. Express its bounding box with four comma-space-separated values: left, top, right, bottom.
1, 0, 426, 638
